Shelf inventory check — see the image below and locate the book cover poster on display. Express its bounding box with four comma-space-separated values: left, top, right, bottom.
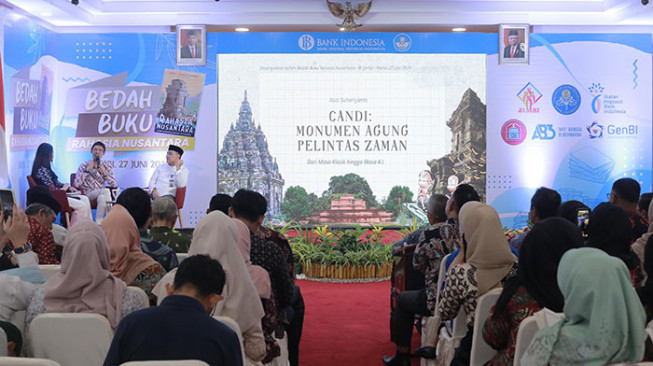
155, 69, 206, 137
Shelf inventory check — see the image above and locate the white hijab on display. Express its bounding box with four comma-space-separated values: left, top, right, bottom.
153, 211, 264, 332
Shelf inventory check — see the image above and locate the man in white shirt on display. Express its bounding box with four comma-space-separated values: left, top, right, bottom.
149, 145, 189, 199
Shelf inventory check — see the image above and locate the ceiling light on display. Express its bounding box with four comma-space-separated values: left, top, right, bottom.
452, 27, 467, 32
235, 27, 249, 32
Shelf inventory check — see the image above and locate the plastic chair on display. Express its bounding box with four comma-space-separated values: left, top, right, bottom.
176, 253, 189, 263
267, 331, 289, 366
513, 315, 538, 366
27, 176, 74, 228
120, 361, 210, 366
420, 253, 451, 366
0, 357, 62, 365
29, 313, 114, 366
214, 315, 246, 366
38, 265, 61, 280
175, 186, 187, 228
128, 286, 150, 308
469, 288, 503, 366
0, 327, 6, 356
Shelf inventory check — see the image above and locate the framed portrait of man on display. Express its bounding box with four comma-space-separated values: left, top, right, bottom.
176, 25, 206, 66
499, 24, 529, 65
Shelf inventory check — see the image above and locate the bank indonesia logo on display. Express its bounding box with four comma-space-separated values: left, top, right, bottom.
532, 124, 556, 140
501, 119, 527, 146
298, 34, 315, 51
588, 82, 604, 113
586, 121, 604, 139
393, 33, 411, 52
552, 84, 581, 115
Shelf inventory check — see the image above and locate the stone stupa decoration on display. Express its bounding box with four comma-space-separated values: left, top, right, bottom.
218, 91, 285, 215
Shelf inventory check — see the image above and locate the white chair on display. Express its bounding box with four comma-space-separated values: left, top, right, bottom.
0, 357, 62, 365
29, 313, 114, 366
10, 311, 26, 336
176, 253, 189, 263
214, 315, 247, 366
266, 331, 289, 366
420, 253, 451, 366
469, 288, 503, 366
120, 361, 210, 366
128, 286, 150, 307
513, 315, 538, 366
0, 327, 6, 356
38, 265, 61, 280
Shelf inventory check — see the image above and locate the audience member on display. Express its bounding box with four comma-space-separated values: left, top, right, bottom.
234, 218, 280, 363
634, 199, 653, 273
101, 192, 166, 303
483, 218, 583, 365
557, 200, 590, 225
383, 194, 454, 366
522, 247, 646, 365
26, 220, 147, 333
149, 197, 191, 253
152, 211, 266, 362
637, 232, 653, 321
438, 202, 517, 366
117, 188, 178, 272
586, 202, 641, 286
0, 206, 40, 271
148, 145, 188, 200
104, 255, 243, 366
208, 193, 232, 215
26, 186, 66, 246
74, 141, 116, 224
639, 193, 653, 218
510, 187, 561, 253
31, 142, 92, 224
21, 203, 59, 265
230, 189, 294, 321
0, 321, 22, 357
610, 177, 649, 242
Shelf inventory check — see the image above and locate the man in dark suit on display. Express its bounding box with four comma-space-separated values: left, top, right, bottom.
180, 30, 201, 59
503, 29, 524, 58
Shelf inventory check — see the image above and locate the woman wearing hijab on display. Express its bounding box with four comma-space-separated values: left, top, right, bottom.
586, 202, 642, 286
483, 218, 583, 365
437, 202, 518, 366
101, 203, 166, 303
25, 220, 147, 333
522, 247, 646, 365
152, 211, 266, 363
633, 199, 653, 278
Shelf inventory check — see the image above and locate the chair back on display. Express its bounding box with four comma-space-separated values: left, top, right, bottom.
0, 327, 6, 356
120, 361, 210, 366
513, 315, 538, 366
470, 288, 503, 366
38, 265, 61, 280
213, 315, 246, 365
175, 186, 186, 210
176, 253, 189, 263
128, 286, 150, 307
0, 357, 62, 365
29, 313, 114, 366
26, 175, 37, 188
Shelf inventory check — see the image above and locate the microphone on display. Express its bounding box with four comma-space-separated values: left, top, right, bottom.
94, 156, 100, 165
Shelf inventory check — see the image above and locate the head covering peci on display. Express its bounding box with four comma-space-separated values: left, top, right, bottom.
459, 201, 516, 296
493, 217, 583, 318
44, 220, 127, 328
233, 218, 272, 299
522, 247, 646, 366
168, 145, 184, 156
101, 204, 158, 285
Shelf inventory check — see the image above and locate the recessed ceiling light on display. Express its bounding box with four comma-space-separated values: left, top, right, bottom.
235, 27, 249, 32
452, 27, 467, 32
40, 12, 53, 17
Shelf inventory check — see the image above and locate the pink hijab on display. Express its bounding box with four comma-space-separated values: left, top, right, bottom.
44, 220, 127, 328
101, 204, 158, 285
233, 218, 272, 299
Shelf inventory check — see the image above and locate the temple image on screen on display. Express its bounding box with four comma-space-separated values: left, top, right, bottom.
428, 88, 486, 198
218, 91, 285, 215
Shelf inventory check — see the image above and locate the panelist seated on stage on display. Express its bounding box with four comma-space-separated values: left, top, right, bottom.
74, 141, 116, 224
32, 142, 92, 225
149, 145, 189, 199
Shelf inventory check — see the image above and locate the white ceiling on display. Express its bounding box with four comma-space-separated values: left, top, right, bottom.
3, 0, 653, 31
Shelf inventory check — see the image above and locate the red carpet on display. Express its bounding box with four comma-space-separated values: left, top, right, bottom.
298, 279, 421, 366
